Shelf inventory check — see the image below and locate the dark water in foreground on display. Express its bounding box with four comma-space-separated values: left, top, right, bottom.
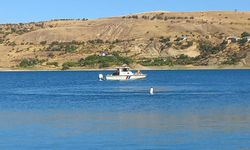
0, 70, 250, 149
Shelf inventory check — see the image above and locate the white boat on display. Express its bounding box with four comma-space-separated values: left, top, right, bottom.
99, 67, 146, 81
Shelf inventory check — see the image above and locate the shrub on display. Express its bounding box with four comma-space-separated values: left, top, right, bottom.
47, 41, 78, 53
139, 57, 173, 66
63, 61, 78, 67
99, 62, 110, 68
241, 32, 250, 38
88, 39, 104, 44
65, 45, 78, 53
78, 52, 133, 68
40, 41, 47, 45
19, 58, 42, 68
238, 38, 248, 46
177, 17, 183, 19
198, 41, 214, 54
48, 53, 55, 58
155, 14, 164, 20
218, 40, 227, 50
113, 52, 133, 65
180, 41, 193, 49
175, 37, 185, 42
78, 55, 100, 66
10, 28, 16, 33
131, 15, 138, 19
198, 40, 226, 55
169, 16, 176, 19
112, 39, 122, 44
46, 62, 58, 67
175, 54, 193, 65
62, 61, 79, 70
151, 16, 156, 20
142, 15, 149, 19
61, 65, 70, 70
222, 53, 246, 65
0, 38, 4, 44
159, 37, 170, 43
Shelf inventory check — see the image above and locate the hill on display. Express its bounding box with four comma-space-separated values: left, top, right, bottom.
0, 11, 250, 70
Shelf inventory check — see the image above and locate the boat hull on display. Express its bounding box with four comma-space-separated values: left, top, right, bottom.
106, 75, 146, 81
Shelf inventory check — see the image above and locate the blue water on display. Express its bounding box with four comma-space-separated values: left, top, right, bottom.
0, 70, 250, 149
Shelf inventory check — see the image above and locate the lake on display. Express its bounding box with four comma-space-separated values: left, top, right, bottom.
0, 70, 250, 149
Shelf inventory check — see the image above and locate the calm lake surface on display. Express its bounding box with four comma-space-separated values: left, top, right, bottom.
0, 70, 250, 149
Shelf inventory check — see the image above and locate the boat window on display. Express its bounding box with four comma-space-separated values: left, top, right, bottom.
113, 69, 119, 75
123, 68, 128, 72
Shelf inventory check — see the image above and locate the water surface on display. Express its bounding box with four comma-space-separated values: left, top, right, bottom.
0, 70, 250, 149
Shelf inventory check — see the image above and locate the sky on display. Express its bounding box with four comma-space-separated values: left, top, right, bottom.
0, 0, 250, 23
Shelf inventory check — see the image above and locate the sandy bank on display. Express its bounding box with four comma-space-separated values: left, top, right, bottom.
0, 65, 250, 72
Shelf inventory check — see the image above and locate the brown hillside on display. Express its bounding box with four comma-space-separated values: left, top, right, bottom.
0, 11, 250, 70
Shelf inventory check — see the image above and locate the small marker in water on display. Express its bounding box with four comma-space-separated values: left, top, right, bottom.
150, 87, 154, 95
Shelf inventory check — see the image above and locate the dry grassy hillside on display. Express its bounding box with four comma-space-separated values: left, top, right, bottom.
0, 11, 250, 70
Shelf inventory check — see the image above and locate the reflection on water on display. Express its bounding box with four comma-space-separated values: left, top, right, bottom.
1, 107, 250, 149
1, 110, 250, 132
0, 70, 250, 149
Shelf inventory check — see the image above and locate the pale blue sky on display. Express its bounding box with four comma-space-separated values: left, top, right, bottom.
0, 0, 250, 23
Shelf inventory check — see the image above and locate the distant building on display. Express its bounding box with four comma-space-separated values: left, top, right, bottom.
99, 51, 109, 56
175, 35, 187, 42
181, 35, 188, 41
227, 36, 240, 43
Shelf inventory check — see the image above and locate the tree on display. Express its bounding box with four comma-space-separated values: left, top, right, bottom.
175, 54, 193, 65
159, 37, 170, 43
241, 32, 250, 38
198, 40, 226, 55
19, 58, 40, 68
238, 38, 248, 46
40, 41, 47, 45
62, 62, 78, 70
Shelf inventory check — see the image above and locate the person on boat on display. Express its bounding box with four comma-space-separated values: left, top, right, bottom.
135, 70, 141, 75
113, 69, 119, 75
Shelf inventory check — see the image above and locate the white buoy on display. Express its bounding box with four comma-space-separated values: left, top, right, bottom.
150, 87, 154, 95
98, 74, 104, 81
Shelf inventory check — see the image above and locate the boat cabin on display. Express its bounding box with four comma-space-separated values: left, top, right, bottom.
112, 67, 133, 76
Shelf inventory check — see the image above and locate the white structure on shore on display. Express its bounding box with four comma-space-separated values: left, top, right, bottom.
226, 36, 241, 43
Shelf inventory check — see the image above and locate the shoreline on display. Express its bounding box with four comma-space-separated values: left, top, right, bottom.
0, 65, 250, 72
